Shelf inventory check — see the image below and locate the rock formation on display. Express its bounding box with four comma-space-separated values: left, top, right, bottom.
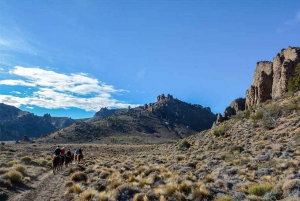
272, 46, 300, 99
245, 61, 273, 109
215, 98, 245, 124
245, 46, 300, 109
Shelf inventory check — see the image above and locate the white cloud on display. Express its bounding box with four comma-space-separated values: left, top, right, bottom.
277, 12, 300, 33
0, 66, 139, 111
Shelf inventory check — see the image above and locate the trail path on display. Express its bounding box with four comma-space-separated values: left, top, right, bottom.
10, 167, 72, 201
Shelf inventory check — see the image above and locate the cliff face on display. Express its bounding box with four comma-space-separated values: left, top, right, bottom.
216, 46, 300, 124
246, 46, 300, 109
245, 61, 273, 109
272, 47, 300, 99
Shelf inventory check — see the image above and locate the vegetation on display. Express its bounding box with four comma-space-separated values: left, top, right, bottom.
287, 62, 300, 92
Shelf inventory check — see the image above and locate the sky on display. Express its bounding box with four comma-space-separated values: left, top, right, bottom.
0, 0, 300, 119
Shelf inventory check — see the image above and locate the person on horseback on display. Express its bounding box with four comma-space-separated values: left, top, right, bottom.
66, 149, 71, 157
61, 147, 66, 156
54, 145, 61, 156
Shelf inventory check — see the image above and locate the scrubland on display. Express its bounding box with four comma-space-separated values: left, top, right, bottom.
1, 93, 300, 201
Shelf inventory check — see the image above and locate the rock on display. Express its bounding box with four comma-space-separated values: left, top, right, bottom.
272, 46, 300, 99
257, 154, 270, 161
255, 168, 273, 177
246, 61, 273, 109
215, 98, 246, 124
233, 191, 246, 201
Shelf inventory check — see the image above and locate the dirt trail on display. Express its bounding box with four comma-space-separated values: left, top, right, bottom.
10, 167, 71, 201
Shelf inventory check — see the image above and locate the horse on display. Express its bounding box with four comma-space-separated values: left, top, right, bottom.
76, 153, 83, 164
65, 155, 73, 167
60, 155, 65, 168
52, 156, 61, 175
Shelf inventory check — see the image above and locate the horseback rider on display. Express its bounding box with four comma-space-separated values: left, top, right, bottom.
66, 149, 72, 157
54, 145, 61, 157
61, 147, 66, 156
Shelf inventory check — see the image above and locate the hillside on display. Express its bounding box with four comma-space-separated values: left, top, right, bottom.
38, 94, 216, 144
0, 103, 76, 141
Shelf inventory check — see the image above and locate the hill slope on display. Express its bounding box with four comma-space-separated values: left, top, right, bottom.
0, 103, 76, 140
39, 94, 216, 144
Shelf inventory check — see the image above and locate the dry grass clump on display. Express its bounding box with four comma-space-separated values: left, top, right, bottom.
20, 156, 32, 164
188, 183, 211, 200
0, 167, 9, 174
65, 181, 75, 188
5, 170, 23, 184
6, 160, 17, 167
213, 195, 232, 201
79, 188, 98, 201
66, 183, 84, 195
70, 171, 88, 183
14, 164, 26, 174
248, 183, 271, 196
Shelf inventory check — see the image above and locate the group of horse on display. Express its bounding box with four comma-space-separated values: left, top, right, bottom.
52, 153, 83, 174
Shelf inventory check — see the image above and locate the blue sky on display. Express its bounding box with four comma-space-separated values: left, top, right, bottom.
0, 0, 300, 119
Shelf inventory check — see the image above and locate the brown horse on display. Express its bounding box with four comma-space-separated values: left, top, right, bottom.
52, 156, 61, 174
75, 153, 83, 164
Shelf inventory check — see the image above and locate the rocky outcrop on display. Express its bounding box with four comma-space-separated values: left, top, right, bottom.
215, 98, 245, 124
272, 46, 300, 98
245, 46, 300, 109
245, 61, 273, 109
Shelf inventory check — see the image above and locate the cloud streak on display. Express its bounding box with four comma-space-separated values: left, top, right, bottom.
277, 12, 300, 33
0, 66, 139, 111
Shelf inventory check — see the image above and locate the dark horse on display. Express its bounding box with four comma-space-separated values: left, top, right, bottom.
60, 155, 65, 168
65, 155, 73, 167
52, 156, 61, 175
75, 153, 83, 164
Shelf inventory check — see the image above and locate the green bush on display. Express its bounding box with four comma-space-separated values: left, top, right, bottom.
251, 111, 263, 120
287, 62, 300, 92
178, 140, 191, 150
248, 183, 271, 196
213, 123, 227, 137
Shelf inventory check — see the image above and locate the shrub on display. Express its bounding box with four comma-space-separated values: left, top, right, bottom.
214, 195, 232, 201
178, 140, 191, 150
66, 183, 84, 194
6, 161, 17, 167
251, 111, 263, 120
287, 62, 300, 92
20, 156, 32, 164
213, 123, 227, 137
70, 172, 88, 183
6, 170, 23, 184
14, 164, 26, 174
79, 188, 98, 201
248, 183, 271, 196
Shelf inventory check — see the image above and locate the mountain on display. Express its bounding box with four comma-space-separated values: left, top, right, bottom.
216, 46, 300, 123
0, 103, 76, 141
38, 94, 216, 144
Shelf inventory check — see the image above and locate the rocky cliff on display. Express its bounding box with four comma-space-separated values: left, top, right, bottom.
216, 46, 300, 124
246, 46, 300, 109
